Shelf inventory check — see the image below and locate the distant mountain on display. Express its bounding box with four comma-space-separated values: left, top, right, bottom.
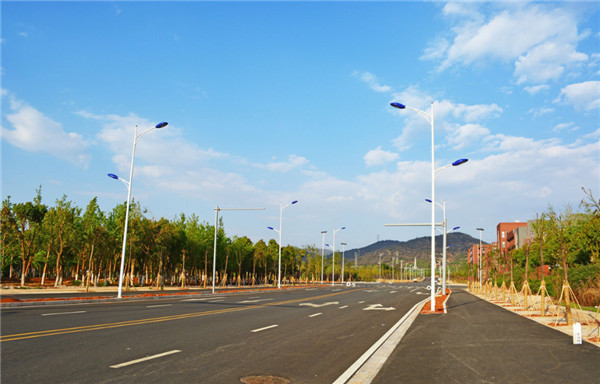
342, 232, 486, 266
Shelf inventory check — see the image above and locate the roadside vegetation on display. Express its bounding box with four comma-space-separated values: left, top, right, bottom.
452, 187, 600, 309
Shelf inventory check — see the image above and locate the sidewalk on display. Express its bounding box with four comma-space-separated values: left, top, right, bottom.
372, 288, 600, 383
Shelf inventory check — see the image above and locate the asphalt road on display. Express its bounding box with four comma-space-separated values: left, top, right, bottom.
1, 282, 430, 383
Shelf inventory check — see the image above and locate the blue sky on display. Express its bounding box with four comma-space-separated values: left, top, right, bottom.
2, 1, 599, 250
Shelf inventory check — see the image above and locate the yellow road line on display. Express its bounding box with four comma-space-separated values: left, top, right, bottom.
1, 288, 361, 342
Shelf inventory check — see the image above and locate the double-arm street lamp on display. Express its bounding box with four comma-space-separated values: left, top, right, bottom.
268, 200, 298, 289
108, 121, 168, 299
320, 230, 327, 284
391, 101, 468, 311
341, 242, 347, 284
425, 198, 460, 294
330, 226, 346, 286
477, 227, 485, 288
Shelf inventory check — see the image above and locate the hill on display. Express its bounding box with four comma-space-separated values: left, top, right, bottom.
342, 232, 486, 267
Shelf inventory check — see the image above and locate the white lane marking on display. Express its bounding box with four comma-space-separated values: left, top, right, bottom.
339, 305, 349, 309
331, 289, 342, 292
238, 298, 274, 303
309, 313, 323, 318
299, 301, 339, 308
41, 311, 86, 316
334, 298, 428, 384
110, 350, 181, 369
181, 297, 224, 302
251, 324, 278, 333
146, 304, 172, 308
358, 301, 365, 304
363, 304, 395, 311
390, 291, 398, 293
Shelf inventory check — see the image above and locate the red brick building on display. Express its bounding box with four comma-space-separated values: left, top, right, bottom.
497, 221, 529, 256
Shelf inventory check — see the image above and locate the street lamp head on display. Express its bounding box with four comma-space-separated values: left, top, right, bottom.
325, 243, 330, 247
155, 122, 168, 129
107, 173, 119, 180
425, 199, 432, 203
476, 227, 484, 231
452, 158, 469, 166
453, 226, 460, 231
390, 102, 406, 109
291, 200, 298, 205
267, 226, 274, 230
341, 227, 346, 230
321, 230, 327, 234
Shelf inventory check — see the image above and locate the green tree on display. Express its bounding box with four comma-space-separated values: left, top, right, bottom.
13, 187, 47, 286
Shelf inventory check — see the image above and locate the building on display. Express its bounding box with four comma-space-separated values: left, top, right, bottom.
467, 243, 495, 281
497, 221, 529, 256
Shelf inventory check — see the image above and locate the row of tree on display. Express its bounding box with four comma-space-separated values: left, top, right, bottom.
2, 188, 373, 289
454, 187, 600, 308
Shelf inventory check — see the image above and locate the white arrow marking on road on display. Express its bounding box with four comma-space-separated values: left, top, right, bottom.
363, 304, 395, 311
238, 298, 274, 303
299, 301, 339, 308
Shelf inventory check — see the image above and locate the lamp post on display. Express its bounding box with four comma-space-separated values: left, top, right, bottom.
213, 206, 264, 294
108, 121, 167, 299
477, 227, 484, 289
425, 198, 461, 294
320, 231, 327, 284
392, 97, 469, 311
331, 227, 346, 286
341, 242, 347, 284
268, 200, 298, 289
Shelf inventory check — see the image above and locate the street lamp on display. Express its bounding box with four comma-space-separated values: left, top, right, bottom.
108, 121, 167, 299
268, 200, 298, 289
391, 100, 468, 311
321, 231, 327, 284
331, 227, 346, 286
425, 198, 461, 295
476, 227, 484, 289
341, 242, 347, 284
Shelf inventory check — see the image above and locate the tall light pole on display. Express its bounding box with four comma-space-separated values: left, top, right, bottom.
213, 206, 265, 294
108, 121, 167, 299
477, 228, 484, 288
425, 199, 460, 294
320, 231, 327, 284
391, 101, 467, 311
331, 226, 345, 286
341, 242, 347, 284
268, 200, 298, 289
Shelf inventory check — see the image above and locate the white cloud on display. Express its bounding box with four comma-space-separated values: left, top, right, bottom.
554, 81, 600, 111
1, 93, 90, 167
254, 154, 309, 173
389, 87, 501, 151
447, 123, 490, 150
524, 84, 550, 95
515, 41, 587, 84
80, 111, 228, 175
552, 122, 578, 132
431, 4, 588, 85
364, 147, 399, 166
529, 107, 554, 118
353, 71, 391, 93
